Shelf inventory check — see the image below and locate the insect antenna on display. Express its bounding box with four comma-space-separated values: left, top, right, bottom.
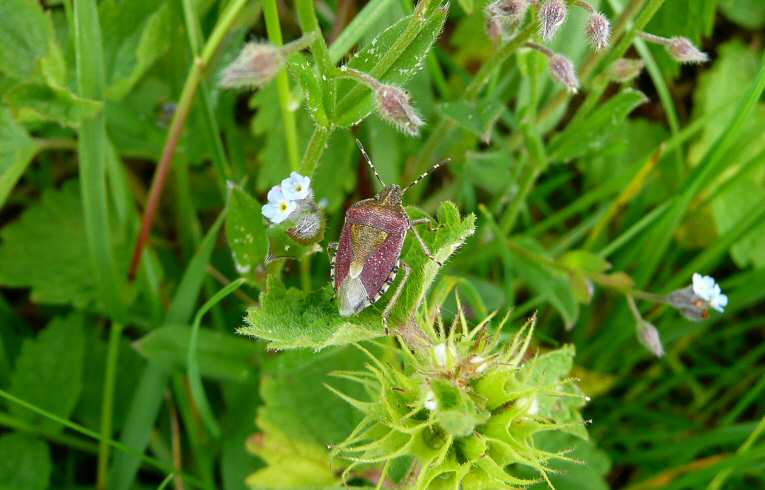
355, 139, 385, 187
402, 158, 452, 194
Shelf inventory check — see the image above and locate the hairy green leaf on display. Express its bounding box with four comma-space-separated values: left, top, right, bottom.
0, 433, 51, 490
0, 0, 53, 80
7, 314, 85, 433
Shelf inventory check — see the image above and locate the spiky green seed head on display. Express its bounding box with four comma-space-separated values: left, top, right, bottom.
329, 304, 590, 489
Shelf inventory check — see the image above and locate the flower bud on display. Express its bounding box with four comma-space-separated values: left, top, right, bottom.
586, 12, 611, 51
286, 197, 325, 245
220, 42, 285, 89
549, 53, 580, 93
375, 84, 424, 136
667, 37, 709, 64
488, 0, 528, 20
667, 273, 728, 321
636, 320, 664, 357
609, 58, 645, 83
539, 0, 567, 41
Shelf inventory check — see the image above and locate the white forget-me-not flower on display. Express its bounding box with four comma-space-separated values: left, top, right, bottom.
262, 186, 296, 224
692, 273, 728, 313
281, 172, 311, 201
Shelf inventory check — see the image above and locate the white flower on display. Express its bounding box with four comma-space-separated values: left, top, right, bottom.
424, 389, 438, 411
280, 172, 311, 200
691, 273, 728, 313
262, 186, 296, 224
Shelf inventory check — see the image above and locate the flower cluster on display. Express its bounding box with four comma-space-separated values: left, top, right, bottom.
667, 273, 728, 321
329, 305, 589, 489
262, 172, 324, 244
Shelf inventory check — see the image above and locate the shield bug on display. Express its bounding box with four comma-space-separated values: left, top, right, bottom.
329, 140, 448, 331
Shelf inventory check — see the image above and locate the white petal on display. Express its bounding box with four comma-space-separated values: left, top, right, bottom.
424, 390, 438, 411
433, 343, 447, 367
267, 185, 285, 204
262, 203, 280, 222
711, 292, 728, 312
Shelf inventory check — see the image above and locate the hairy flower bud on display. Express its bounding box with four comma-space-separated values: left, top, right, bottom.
375, 84, 424, 136
636, 320, 664, 357
586, 11, 611, 51
489, 0, 528, 19
667, 37, 709, 64
219, 42, 285, 89
539, 0, 567, 41
609, 58, 645, 83
550, 53, 580, 93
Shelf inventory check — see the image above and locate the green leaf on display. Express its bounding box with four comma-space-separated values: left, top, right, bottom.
312, 131, 356, 212
549, 89, 648, 162
334, 6, 448, 127
523, 433, 610, 490
246, 348, 369, 486
0, 108, 37, 209
508, 237, 579, 328
240, 202, 475, 350
289, 57, 329, 128
720, 0, 765, 29
522, 345, 587, 439
7, 314, 85, 433
135, 325, 259, 382
457, 0, 474, 14
99, 0, 172, 100
436, 99, 503, 142
558, 250, 611, 274
0, 180, 128, 307
4, 83, 102, 127
0, 0, 53, 80
226, 185, 269, 276
0, 433, 51, 490
74, 329, 144, 433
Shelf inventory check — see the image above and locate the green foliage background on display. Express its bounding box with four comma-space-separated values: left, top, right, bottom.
0, 0, 764, 489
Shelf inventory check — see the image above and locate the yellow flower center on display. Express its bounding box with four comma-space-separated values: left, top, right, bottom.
279, 202, 288, 212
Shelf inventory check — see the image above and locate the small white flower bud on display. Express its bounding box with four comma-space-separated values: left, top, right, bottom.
609, 58, 645, 83
539, 0, 567, 42
219, 42, 285, 89
586, 12, 611, 51
667, 37, 709, 64
636, 320, 664, 357
375, 85, 424, 136
549, 54, 580, 93
433, 343, 448, 367
424, 389, 438, 411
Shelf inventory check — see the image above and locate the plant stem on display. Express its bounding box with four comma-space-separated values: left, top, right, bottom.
300, 126, 331, 176
263, 0, 301, 170
97, 322, 124, 490
128, 0, 249, 279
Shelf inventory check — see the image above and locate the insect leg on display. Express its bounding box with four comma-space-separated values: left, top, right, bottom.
382, 261, 411, 335
409, 224, 443, 267
327, 242, 338, 293
410, 217, 441, 232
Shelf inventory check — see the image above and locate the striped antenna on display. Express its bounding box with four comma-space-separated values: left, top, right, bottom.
355, 139, 385, 187
402, 158, 452, 194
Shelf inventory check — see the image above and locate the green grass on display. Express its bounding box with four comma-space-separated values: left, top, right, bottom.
0, 0, 764, 489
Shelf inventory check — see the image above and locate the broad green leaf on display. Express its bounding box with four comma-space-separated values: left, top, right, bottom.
436, 99, 503, 142
226, 185, 269, 276
463, 150, 513, 195
0, 0, 53, 80
0, 180, 128, 307
7, 314, 85, 433
334, 6, 448, 127
712, 177, 765, 268
135, 324, 259, 382
720, 0, 765, 29
0, 433, 51, 490
246, 348, 369, 487
0, 108, 38, 209
74, 329, 144, 433
312, 131, 356, 212
4, 83, 102, 127
457, 0, 474, 14
99, 0, 172, 100
240, 202, 475, 350
549, 89, 648, 162
508, 237, 579, 328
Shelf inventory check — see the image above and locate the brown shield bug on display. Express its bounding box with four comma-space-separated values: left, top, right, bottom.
329, 140, 448, 332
